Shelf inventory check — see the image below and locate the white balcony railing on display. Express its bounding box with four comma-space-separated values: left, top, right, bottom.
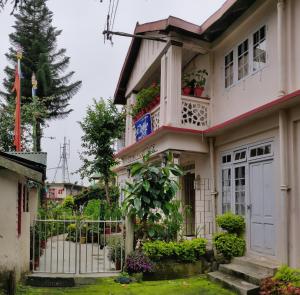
129, 96, 210, 145
180, 95, 210, 130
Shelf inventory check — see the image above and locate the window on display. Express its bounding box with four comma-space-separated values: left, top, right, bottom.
234, 166, 246, 216
222, 154, 232, 164
222, 168, 231, 213
224, 25, 267, 87
234, 150, 247, 162
253, 26, 266, 71
225, 51, 234, 88
238, 39, 249, 80
249, 143, 272, 158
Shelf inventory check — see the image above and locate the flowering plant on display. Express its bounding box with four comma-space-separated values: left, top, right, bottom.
125, 250, 154, 274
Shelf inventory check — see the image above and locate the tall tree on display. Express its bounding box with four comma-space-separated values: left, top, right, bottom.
0, 0, 82, 151
78, 98, 125, 202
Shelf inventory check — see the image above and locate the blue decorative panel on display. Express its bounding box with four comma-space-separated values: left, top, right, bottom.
135, 113, 152, 142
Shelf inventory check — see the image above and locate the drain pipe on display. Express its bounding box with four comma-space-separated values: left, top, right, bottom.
279, 110, 289, 265
209, 138, 217, 234
278, 0, 286, 96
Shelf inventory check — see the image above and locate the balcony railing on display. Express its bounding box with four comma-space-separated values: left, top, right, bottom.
129, 95, 210, 145
181, 95, 210, 130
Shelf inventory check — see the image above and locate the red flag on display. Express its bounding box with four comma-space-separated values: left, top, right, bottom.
12, 65, 21, 151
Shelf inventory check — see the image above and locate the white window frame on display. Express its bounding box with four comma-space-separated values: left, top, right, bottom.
237, 39, 249, 81
225, 50, 234, 88
248, 142, 273, 161
224, 24, 268, 89
233, 149, 247, 163
252, 25, 267, 73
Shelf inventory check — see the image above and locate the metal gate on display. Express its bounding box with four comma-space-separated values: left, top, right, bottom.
31, 219, 124, 274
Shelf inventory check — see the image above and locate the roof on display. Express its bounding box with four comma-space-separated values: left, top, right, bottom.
0, 151, 46, 183
46, 182, 86, 190
114, 0, 256, 104
8, 152, 47, 166
116, 89, 300, 159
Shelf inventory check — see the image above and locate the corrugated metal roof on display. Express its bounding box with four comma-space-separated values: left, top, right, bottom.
8, 152, 47, 166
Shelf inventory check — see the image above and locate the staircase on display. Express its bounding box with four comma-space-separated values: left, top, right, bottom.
208, 256, 280, 295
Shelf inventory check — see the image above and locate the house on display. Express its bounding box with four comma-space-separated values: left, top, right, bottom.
113, 0, 300, 268
46, 182, 86, 201
0, 151, 46, 286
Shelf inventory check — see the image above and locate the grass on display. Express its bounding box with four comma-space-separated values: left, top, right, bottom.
17, 276, 235, 295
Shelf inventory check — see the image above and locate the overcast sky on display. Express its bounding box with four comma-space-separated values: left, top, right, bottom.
0, 0, 225, 185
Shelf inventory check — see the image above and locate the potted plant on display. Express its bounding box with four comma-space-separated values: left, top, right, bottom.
193, 69, 208, 97
80, 224, 88, 244
182, 73, 193, 95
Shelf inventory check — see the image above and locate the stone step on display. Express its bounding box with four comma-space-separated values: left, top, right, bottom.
232, 256, 279, 276
219, 263, 271, 286
208, 271, 260, 295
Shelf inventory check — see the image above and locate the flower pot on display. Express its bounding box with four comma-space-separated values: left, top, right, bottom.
194, 86, 204, 97
80, 237, 86, 244
105, 228, 111, 234
182, 86, 192, 96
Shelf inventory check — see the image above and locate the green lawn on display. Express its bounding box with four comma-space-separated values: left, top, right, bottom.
17, 276, 234, 295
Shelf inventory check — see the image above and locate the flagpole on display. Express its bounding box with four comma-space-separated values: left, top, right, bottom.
16, 49, 22, 152
32, 73, 38, 152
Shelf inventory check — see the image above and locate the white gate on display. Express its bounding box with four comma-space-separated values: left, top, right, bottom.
31, 219, 124, 274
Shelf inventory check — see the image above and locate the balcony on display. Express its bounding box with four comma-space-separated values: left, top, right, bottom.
127, 95, 210, 145
124, 42, 211, 147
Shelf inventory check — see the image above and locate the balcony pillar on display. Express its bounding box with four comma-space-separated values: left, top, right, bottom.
161, 42, 182, 127
126, 93, 136, 146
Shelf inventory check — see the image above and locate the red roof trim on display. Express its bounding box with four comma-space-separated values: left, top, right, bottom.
116, 90, 300, 158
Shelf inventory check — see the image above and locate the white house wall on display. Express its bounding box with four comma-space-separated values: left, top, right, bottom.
211, 0, 278, 125
126, 39, 165, 97
0, 170, 31, 281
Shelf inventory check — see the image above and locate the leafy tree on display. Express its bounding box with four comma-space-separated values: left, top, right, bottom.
0, 0, 81, 151
123, 152, 183, 239
78, 98, 125, 202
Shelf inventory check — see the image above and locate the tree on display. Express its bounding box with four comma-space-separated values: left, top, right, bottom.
0, 0, 82, 151
123, 152, 183, 239
78, 98, 125, 202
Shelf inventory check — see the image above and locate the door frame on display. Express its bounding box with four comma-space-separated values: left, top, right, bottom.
219, 139, 276, 257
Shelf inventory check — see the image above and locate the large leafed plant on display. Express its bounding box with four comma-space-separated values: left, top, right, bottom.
123, 152, 183, 239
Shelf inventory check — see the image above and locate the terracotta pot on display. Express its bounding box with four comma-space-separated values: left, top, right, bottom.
194, 86, 204, 97
105, 228, 111, 234
182, 86, 192, 95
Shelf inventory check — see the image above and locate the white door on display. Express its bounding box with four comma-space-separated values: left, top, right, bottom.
249, 160, 275, 255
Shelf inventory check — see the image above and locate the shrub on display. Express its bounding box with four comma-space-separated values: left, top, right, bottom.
131, 84, 160, 118
274, 266, 300, 286
260, 277, 284, 295
125, 250, 154, 274
142, 238, 207, 262
213, 232, 245, 259
216, 213, 245, 235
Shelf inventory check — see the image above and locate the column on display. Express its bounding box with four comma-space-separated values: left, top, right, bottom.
279, 110, 289, 264
277, 0, 286, 96
165, 43, 182, 127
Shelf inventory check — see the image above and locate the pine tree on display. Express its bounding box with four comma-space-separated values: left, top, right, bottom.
0, 0, 82, 151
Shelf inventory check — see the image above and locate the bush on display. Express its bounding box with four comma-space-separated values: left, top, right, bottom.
274, 266, 300, 286
216, 213, 245, 235
142, 238, 207, 263
213, 232, 245, 259
125, 250, 154, 274
131, 84, 160, 118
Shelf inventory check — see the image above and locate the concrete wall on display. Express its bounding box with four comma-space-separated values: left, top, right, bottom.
0, 170, 33, 282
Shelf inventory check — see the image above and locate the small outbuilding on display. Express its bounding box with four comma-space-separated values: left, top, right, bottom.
0, 151, 46, 287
